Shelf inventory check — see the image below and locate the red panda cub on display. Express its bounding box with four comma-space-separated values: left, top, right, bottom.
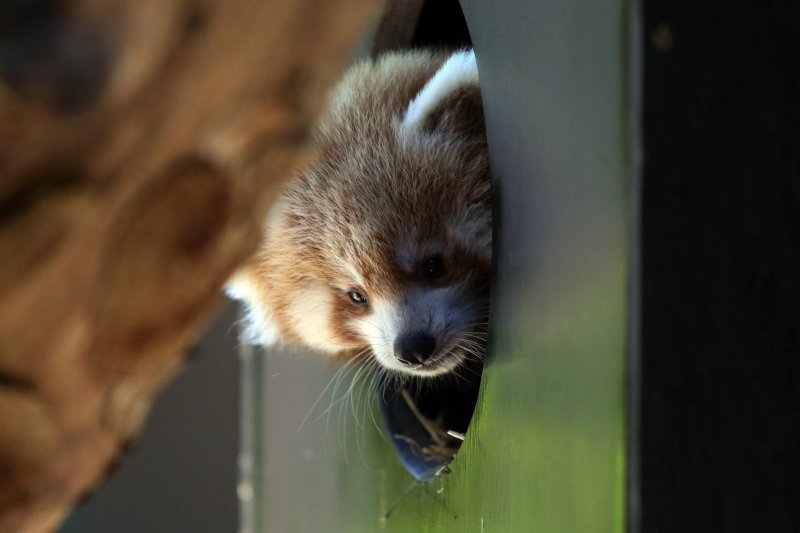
227, 49, 491, 378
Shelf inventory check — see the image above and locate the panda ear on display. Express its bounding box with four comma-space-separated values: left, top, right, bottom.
400, 50, 485, 139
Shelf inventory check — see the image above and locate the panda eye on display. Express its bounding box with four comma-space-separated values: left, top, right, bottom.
422, 254, 445, 281
347, 290, 368, 307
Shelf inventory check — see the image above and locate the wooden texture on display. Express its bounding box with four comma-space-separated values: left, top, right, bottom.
0, 0, 378, 531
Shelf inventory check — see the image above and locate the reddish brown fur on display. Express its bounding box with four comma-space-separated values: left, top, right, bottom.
229, 50, 491, 374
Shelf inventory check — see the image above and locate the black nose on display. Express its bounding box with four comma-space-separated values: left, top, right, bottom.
394, 334, 437, 365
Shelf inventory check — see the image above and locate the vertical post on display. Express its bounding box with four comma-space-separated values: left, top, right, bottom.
238, 341, 263, 533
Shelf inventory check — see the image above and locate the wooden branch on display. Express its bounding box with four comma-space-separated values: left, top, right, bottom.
0, 0, 378, 531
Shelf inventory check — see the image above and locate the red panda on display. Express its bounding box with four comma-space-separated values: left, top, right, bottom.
227, 49, 491, 378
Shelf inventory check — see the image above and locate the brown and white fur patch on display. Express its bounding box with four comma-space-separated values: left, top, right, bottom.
227, 49, 491, 378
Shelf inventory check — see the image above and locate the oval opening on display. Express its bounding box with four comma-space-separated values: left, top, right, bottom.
375, 0, 488, 482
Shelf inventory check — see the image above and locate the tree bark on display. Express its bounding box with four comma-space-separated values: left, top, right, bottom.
0, 0, 378, 531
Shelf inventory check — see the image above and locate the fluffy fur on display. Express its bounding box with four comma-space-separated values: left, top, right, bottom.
227, 49, 491, 377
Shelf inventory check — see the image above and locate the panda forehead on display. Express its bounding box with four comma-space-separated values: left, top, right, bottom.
338, 254, 398, 294
342, 262, 366, 288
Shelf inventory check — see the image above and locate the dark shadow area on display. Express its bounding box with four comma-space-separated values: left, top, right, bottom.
639, 2, 800, 531
377, 359, 483, 481
411, 0, 472, 49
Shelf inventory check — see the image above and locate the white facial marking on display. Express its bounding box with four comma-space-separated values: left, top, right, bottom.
287, 282, 340, 354
355, 298, 397, 368
400, 50, 478, 134
342, 262, 366, 289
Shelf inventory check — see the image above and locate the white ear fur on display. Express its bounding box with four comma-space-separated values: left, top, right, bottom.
225, 277, 279, 346
400, 49, 479, 133
224, 197, 287, 346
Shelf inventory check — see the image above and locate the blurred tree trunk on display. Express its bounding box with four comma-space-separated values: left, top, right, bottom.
0, 0, 378, 531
